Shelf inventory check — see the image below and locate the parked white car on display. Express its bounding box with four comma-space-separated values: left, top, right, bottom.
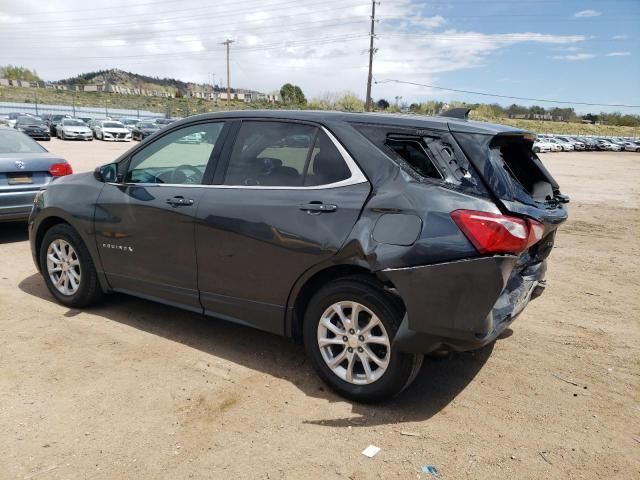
533, 139, 553, 153
548, 138, 573, 151
623, 142, 640, 152
94, 120, 132, 142
56, 118, 93, 141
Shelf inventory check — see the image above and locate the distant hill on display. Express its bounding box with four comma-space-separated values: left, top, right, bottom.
55, 69, 192, 95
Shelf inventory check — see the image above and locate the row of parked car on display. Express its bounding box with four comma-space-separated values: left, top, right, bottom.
533, 134, 640, 153
4, 112, 180, 142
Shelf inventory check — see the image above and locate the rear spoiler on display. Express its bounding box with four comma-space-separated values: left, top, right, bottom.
439, 108, 471, 120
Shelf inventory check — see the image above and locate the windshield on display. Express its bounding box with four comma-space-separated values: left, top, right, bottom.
156, 119, 172, 125
103, 122, 124, 128
139, 122, 157, 128
63, 120, 85, 126
0, 130, 47, 153
17, 117, 44, 125
122, 119, 139, 125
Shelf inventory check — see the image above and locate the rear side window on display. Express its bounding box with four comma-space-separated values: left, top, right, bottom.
490, 136, 553, 202
385, 137, 442, 180
224, 121, 351, 187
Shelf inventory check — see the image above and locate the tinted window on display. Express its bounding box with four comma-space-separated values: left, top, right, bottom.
17, 117, 44, 125
304, 131, 352, 186
224, 121, 350, 187
103, 122, 124, 128
0, 130, 46, 153
63, 120, 85, 126
126, 122, 223, 185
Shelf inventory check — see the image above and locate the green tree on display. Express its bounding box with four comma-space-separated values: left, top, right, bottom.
0, 65, 41, 82
280, 83, 306, 104
376, 98, 390, 110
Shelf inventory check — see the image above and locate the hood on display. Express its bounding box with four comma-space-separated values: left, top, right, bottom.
63, 125, 91, 132
103, 127, 130, 133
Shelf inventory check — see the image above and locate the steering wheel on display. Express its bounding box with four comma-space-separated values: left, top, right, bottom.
171, 164, 201, 184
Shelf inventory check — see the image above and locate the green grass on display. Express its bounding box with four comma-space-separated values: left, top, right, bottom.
470, 113, 640, 137
0, 86, 263, 117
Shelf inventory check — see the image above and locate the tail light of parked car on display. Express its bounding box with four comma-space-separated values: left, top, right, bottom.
48, 163, 73, 177
450, 210, 544, 255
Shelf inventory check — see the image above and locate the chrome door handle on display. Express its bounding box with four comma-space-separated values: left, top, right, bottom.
299, 203, 337, 213
166, 196, 194, 207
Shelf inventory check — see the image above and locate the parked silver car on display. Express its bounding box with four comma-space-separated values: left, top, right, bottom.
0, 128, 72, 221
56, 119, 93, 141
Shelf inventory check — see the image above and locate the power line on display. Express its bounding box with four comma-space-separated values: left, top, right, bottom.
3, 18, 369, 46
7, 0, 364, 32
375, 79, 640, 108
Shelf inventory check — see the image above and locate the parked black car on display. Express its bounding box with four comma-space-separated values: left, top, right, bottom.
29, 110, 568, 402
14, 116, 51, 140
131, 121, 161, 140
47, 114, 69, 136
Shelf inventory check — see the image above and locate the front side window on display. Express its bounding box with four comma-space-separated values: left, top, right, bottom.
224, 121, 351, 187
126, 122, 223, 185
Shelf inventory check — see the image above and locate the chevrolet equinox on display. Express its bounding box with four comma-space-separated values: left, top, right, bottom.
29, 110, 568, 402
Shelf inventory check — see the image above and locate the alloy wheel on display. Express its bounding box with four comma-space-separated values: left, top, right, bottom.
46, 239, 81, 296
317, 301, 391, 385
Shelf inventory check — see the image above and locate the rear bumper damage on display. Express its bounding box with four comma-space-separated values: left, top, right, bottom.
383, 256, 547, 353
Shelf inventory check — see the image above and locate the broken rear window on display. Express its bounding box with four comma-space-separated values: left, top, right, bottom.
385, 137, 442, 180
489, 136, 553, 202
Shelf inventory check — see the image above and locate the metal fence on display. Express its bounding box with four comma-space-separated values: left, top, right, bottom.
0, 101, 161, 120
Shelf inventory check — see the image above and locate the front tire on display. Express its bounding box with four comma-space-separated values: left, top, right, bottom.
39, 224, 103, 308
303, 276, 423, 403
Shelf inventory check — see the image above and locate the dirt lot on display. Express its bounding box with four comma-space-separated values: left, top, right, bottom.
1, 141, 639, 479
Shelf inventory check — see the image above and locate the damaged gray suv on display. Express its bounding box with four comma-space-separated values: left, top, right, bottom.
29, 110, 568, 402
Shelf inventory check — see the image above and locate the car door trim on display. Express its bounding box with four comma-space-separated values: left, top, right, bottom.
114, 127, 368, 191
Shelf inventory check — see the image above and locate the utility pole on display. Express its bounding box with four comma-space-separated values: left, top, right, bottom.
365, 0, 378, 112
395, 95, 402, 107
34, 89, 39, 116
222, 39, 234, 109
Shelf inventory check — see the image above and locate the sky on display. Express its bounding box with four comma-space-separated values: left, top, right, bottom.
1, 0, 639, 113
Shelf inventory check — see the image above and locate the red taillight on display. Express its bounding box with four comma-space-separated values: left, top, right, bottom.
450, 209, 544, 255
48, 162, 73, 177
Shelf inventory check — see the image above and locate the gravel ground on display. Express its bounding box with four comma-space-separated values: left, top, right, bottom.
1, 142, 639, 479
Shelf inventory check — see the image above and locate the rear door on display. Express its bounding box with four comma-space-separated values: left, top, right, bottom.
195, 120, 370, 334
95, 121, 228, 310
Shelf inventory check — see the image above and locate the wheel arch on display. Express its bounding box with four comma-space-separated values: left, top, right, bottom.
286, 263, 404, 344
34, 215, 69, 270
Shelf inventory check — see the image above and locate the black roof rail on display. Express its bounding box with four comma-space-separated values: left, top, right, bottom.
438, 108, 471, 120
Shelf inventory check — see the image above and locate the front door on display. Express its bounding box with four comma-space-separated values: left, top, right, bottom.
95, 121, 226, 310
195, 120, 370, 333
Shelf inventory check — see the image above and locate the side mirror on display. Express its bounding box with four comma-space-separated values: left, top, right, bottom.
94, 163, 119, 183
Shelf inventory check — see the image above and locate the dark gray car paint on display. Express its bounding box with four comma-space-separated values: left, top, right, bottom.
30, 110, 568, 354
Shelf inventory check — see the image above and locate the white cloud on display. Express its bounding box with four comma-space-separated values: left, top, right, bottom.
573, 10, 602, 18
100, 39, 127, 47
611, 35, 628, 40
606, 51, 631, 57
0, 0, 592, 101
553, 53, 596, 61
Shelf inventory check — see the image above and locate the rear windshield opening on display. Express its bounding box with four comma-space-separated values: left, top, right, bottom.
490, 137, 553, 202
385, 137, 443, 180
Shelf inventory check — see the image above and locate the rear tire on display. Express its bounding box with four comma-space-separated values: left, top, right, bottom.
303, 276, 423, 403
39, 224, 103, 308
